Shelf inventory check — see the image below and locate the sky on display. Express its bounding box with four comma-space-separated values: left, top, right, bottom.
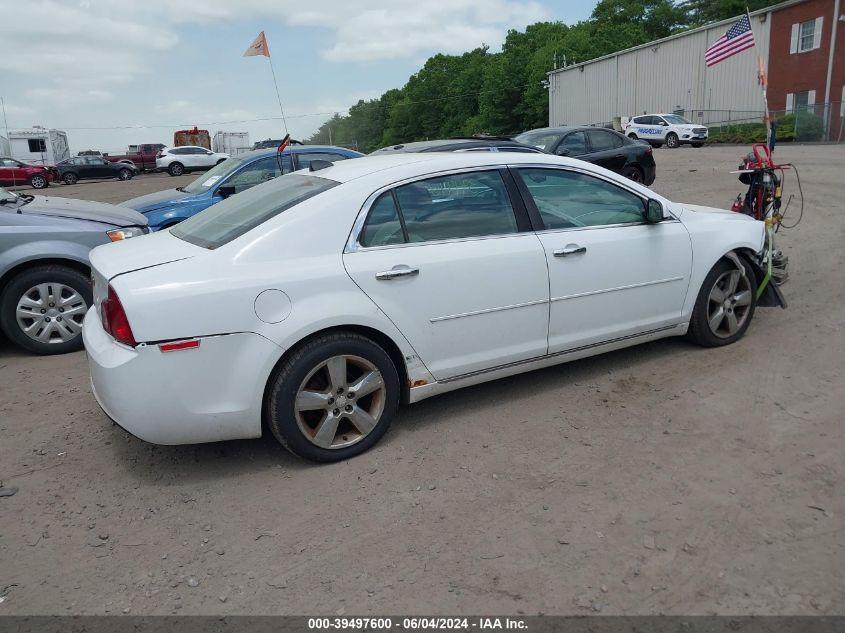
0, 0, 596, 154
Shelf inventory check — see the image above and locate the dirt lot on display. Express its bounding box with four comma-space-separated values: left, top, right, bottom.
1, 146, 843, 616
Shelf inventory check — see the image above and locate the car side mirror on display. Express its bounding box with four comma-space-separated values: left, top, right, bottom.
660, 121, 668, 126
645, 199, 665, 223
216, 185, 236, 199
556, 148, 571, 157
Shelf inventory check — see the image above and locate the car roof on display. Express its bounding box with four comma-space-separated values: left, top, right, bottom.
370, 138, 539, 154
302, 151, 582, 185
519, 126, 625, 135
236, 145, 362, 161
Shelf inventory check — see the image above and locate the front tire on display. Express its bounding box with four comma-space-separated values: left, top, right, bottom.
687, 258, 757, 348
692, 142, 704, 148
665, 132, 680, 149
0, 265, 91, 355
168, 162, 184, 176
118, 168, 132, 181
29, 174, 48, 189
266, 332, 400, 462
62, 172, 78, 185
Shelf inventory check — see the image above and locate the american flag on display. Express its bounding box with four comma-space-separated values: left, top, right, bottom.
705, 14, 755, 67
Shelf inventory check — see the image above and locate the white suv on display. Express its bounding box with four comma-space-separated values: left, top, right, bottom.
624, 114, 708, 149
156, 146, 230, 176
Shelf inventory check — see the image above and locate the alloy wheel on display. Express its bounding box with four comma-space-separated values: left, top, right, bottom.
294, 354, 387, 449
30, 175, 47, 189
15, 282, 88, 344
706, 270, 752, 338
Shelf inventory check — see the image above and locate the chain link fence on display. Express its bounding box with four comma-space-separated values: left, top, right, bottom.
671, 103, 844, 143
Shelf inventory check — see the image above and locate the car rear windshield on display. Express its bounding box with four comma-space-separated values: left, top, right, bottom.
514, 130, 563, 151
171, 174, 338, 249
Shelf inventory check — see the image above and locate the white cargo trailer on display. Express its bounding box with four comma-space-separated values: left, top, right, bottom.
213, 131, 250, 156
0, 135, 10, 157
9, 127, 70, 165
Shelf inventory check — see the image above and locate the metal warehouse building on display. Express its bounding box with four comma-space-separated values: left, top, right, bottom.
548, 0, 844, 135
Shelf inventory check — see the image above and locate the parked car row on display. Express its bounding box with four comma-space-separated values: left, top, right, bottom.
0, 126, 671, 355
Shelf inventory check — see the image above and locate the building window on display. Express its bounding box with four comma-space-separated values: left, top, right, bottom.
798, 19, 816, 52
27, 139, 47, 153
794, 91, 810, 111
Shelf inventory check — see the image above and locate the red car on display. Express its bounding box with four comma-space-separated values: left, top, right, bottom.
0, 157, 55, 189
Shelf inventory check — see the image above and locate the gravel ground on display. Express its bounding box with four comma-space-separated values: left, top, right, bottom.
0, 145, 843, 615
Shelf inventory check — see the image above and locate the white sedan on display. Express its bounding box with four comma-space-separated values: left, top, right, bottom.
84, 152, 785, 462
155, 146, 229, 176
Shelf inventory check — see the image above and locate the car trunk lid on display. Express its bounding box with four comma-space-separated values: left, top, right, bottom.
89, 229, 202, 283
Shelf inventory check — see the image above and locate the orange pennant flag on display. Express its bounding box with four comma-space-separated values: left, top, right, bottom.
243, 31, 270, 57
757, 55, 767, 87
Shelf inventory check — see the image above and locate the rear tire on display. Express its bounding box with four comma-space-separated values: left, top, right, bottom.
627, 133, 638, 140
687, 258, 757, 348
665, 132, 680, 149
621, 165, 644, 183
118, 168, 132, 181
692, 142, 704, 148
62, 172, 78, 185
29, 174, 48, 189
266, 332, 400, 462
0, 265, 91, 355
168, 162, 184, 176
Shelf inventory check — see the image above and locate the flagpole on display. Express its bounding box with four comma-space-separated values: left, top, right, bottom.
748, 7, 772, 150
266, 55, 289, 135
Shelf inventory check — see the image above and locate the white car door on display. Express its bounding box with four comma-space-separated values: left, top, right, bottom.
632, 116, 663, 143
512, 166, 692, 353
343, 169, 550, 380
194, 148, 216, 167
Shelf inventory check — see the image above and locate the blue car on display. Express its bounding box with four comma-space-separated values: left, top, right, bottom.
121, 145, 363, 231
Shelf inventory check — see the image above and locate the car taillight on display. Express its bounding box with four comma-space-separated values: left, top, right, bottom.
101, 285, 137, 347
645, 147, 653, 155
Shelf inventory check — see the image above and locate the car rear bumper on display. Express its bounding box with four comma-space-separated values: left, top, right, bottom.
83, 308, 282, 445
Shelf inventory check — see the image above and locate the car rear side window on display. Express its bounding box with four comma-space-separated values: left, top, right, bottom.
359, 192, 405, 247
516, 168, 645, 230
396, 171, 518, 243
587, 130, 623, 151
172, 174, 338, 249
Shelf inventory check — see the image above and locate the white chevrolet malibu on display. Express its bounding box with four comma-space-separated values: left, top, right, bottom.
84, 152, 785, 462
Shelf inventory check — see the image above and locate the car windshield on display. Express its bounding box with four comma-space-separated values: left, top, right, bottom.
662, 115, 692, 125
172, 174, 338, 249
179, 156, 243, 194
514, 130, 563, 151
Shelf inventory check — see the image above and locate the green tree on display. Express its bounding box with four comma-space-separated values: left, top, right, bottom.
680, 0, 773, 26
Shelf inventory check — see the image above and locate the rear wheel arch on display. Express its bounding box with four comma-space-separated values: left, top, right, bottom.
261, 325, 410, 425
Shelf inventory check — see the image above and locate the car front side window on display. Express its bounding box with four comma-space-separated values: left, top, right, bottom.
516, 168, 645, 230
225, 157, 282, 193
557, 132, 587, 156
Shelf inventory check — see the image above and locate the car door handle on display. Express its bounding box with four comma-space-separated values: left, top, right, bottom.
375, 266, 420, 280
553, 245, 587, 257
